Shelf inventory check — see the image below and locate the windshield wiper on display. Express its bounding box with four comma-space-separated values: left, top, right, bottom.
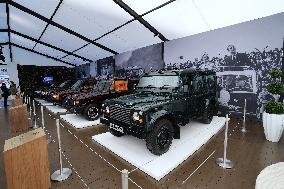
159, 85, 171, 89
142, 85, 156, 88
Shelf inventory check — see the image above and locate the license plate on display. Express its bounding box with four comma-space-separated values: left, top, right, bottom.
110, 123, 124, 133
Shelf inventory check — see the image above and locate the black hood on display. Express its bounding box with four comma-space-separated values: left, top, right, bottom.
108, 92, 171, 109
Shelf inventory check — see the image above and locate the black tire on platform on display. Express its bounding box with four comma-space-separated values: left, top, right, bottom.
109, 128, 125, 137
146, 119, 174, 156
84, 104, 101, 121
202, 103, 214, 124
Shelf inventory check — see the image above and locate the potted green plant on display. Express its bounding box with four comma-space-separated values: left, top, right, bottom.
263, 70, 284, 142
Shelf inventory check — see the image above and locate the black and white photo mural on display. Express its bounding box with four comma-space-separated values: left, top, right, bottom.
114, 43, 164, 80
96, 56, 115, 80
164, 12, 284, 119
75, 63, 90, 79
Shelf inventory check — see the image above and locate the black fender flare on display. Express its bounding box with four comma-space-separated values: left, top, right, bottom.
148, 110, 180, 139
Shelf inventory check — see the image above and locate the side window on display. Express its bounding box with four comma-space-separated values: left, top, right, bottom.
181, 75, 191, 93
192, 75, 203, 94
205, 75, 215, 91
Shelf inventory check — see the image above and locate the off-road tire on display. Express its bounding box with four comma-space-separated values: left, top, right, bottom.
202, 103, 214, 124
146, 119, 174, 156
84, 104, 101, 121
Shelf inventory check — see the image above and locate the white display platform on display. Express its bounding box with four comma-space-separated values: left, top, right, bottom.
46, 105, 68, 114
93, 116, 226, 181
34, 98, 53, 106
60, 114, 101, 129
34, 98, 44, 102
41, 102, 54, 106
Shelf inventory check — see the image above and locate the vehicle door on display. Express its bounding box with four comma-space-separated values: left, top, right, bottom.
179, 74, 193, 117
187, 74, 205, 116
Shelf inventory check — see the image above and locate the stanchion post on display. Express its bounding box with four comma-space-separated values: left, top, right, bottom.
33, 99, 38, 128
41, 106, 45, 129
41, 106, 52, 144
216, 114, 234, 169
240, 99, 248, 133
121, 169, 129, 189
28, 96, 32, 119
51, 119, 72, 181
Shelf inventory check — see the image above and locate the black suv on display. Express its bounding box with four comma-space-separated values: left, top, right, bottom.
65, 78, 138, 121
101, 69, 217, 155
50, 78, 96, 105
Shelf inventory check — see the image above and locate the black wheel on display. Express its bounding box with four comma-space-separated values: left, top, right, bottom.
109, 128, 125, 137
84, 104, 101, 121
202, 103, 214, 124
146, 119, 174, 156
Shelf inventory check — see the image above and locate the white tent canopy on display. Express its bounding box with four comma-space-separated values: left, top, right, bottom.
0, 0, 284, 66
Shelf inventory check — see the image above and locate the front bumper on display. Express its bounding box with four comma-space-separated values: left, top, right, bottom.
101, 116, 147, 139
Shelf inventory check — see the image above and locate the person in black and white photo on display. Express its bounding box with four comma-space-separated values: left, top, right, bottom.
224, 45, 251, 67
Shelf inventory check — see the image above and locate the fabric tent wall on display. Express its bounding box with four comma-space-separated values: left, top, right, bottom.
0, 46, 74, 89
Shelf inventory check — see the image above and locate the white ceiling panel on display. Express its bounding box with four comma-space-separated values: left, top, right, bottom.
61, 55, 89, 65
14, 0, 60, 18
74, 44, 113, 62
40, 25, 87, 52
123, 0, 170, 14
33, 43, 67, 58
10, 6, 47, 39
13, 46, 74, 67
0, 4, 7, 29
53, 0, 133, 39
0, 32, 8, 43
96, 20, 162, 54
143, 0, 209, 40
194, 0, 284, 30
11, 33, 36, 49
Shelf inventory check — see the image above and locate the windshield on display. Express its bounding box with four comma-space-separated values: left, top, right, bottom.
94, 81, 111, 92
71, 80, 84, 89
137, 75, 179, 89
59, 81, 69, 88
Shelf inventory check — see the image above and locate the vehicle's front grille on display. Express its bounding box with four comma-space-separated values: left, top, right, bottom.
109, 105, 131, 124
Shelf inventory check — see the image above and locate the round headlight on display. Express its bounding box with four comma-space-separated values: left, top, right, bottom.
133, 112, 139, 121
105, 106, 109, 114
132, 111, 143, 121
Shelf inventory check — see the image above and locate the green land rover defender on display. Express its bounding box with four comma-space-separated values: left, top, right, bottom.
101, 69, 217, 155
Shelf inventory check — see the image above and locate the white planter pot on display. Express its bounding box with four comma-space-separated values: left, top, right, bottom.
262, 112, 284, 142
272, 94, 280, 101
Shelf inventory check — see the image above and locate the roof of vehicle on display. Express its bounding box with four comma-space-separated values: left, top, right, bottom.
145, 68, 215, 76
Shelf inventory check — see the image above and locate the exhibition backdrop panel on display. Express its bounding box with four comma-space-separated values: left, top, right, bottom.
163, 12, 284, 119
0, 68, 10, 88
17, 65, 76, 96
